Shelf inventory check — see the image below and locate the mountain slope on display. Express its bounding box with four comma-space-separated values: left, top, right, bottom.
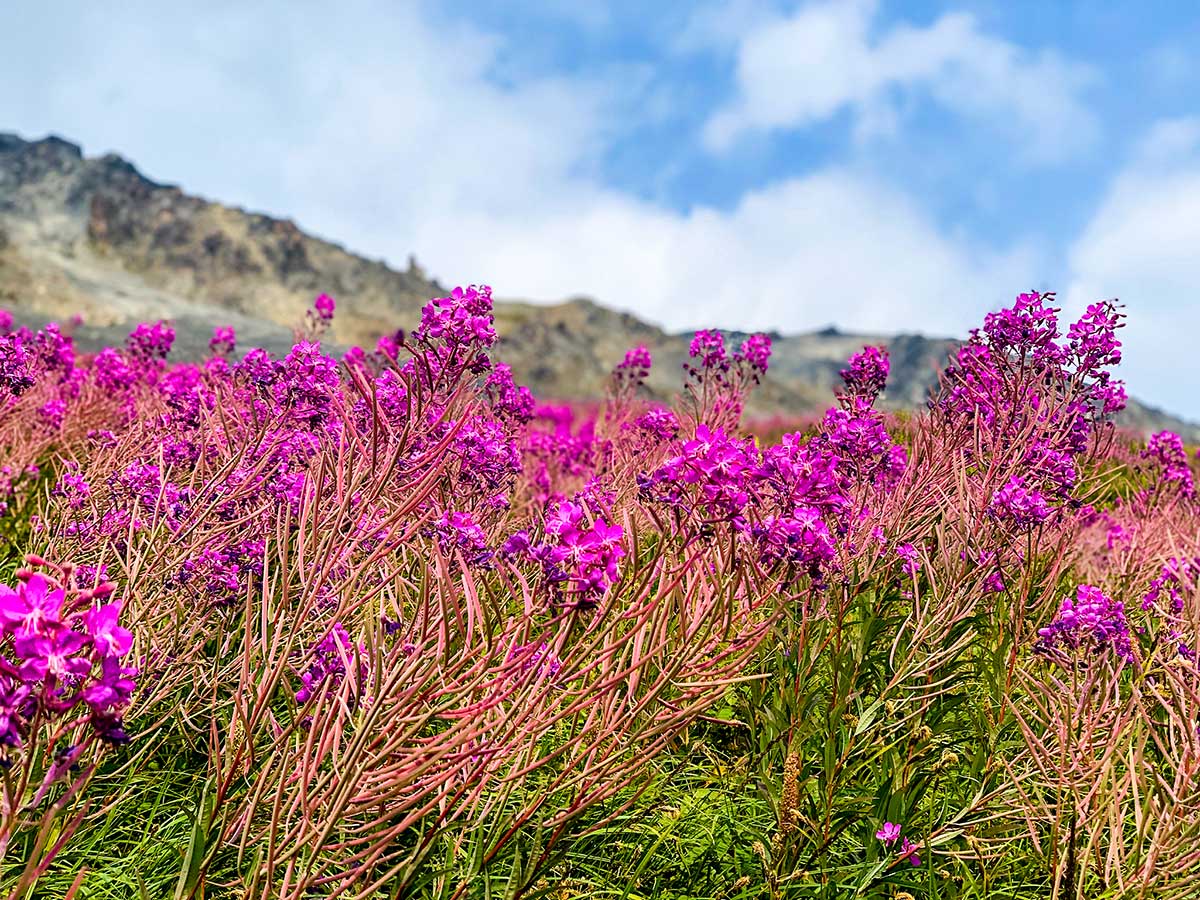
1, 131, 1195, 438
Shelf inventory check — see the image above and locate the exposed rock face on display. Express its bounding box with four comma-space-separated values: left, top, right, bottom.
1, 131, 1196, 438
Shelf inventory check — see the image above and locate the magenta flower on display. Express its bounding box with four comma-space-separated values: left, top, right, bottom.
688, 329, 727, 369
295, 623, 366, 705
126, 320, 175, 363
989, 476, 1053, 531
895, 543, 920, 577
432, 511, 494, 570
736, 333, 772, 373
841, 345, 889, 399
0, 675, 31, 746
84, 602, 134, 657
209, 325, 237, 355
876, 823, 920, 866
82, 655, 139, 710
0, 573, 65, 636
314, 293, 336, 321
506, 641, 563, 681
14, 629, 92, 682
1036, 584, 1132, 663
620, 345, 653, 372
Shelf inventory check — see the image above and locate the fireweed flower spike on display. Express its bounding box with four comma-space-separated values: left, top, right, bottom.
876, 822, 920, 866
1036, 584, 1133, 664
209, 325, 237, 356
314, 293, 336, 321
0, 566, 139, 748
841, 345, 889, 400
0, 572, 65, 635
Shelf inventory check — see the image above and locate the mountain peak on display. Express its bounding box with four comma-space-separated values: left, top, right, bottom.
0, 132, 82, 157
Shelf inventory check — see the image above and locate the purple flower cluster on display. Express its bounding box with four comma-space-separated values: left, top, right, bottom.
940, 293, 1125, 430
688, 330, 727, 369
522, 406, 598, 503
110, 462, 190, 525
620, 345, 652, 374
638, 408, 870, 580
485, 364, 535, 424
1068, 301, 1123, 376
38, 399, 67, 431
988, 476, 1054, 531
875, 821, 921, 866
92, 347, 138, 395
757, 433, 848, 518
1143, 431, 1195, 499
352, 367, 410, 432
126, 321, 175, 366
209, 326, 236, 356
275, 341, 342, 427
159, 364, 216, 429
735, 333, 771, 373
506, 641, 563, 681
504, 500, 625, 610
314, 293, 336, 321
818, 399, 907, 491
633, 407, 679, 444
452, 415, 522, 502
0, 571, 137, 747
640, 425, 759, 527
1036, 584, 1133, 664
175, 540, 264, 606
752, 509, 836, 571
294, 623, 366, 705
432, 511, 494, 570
679, 328, 772, 428
840, 346, 889, 400
1142, 558, 1199, 661
414, 285, 496, 352
609, 344, 654, 401
0, 331, 35, 396
52, 470, 91, 510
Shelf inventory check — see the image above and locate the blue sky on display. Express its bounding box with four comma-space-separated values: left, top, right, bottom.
3, 0, 1200, 417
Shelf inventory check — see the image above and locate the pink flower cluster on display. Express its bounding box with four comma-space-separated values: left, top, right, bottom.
1143, 431, 1196, 499
504, 500, 625, 610
432, 510, 495, 570
875, 821, 921, 866
1036, 584, 1133, 664
0, 569, 137, 747
840, 345, 890, 401
294, 622, 366, 705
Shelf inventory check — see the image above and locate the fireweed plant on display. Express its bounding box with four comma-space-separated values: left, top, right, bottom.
0, 290, 1195, 898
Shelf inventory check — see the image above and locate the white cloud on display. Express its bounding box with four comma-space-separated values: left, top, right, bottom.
413, 169, 1035, 337
0, 0, 1037, 342
703, 0, 1099, 163
1066, 117, 1200, 418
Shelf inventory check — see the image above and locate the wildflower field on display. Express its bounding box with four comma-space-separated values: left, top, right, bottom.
0, 286, 1197, 899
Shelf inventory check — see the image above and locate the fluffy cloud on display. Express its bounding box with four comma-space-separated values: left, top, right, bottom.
414, 169, 1034, 336
703, 0, 1099, 163
0, 0, 1035, 339
1066, 118, 1200, 417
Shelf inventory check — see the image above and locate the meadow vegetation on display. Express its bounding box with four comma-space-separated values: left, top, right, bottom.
0, 289, 1197, 899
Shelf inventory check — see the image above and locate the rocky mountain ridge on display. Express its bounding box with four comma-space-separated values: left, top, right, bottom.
1, 131, 1195, 439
